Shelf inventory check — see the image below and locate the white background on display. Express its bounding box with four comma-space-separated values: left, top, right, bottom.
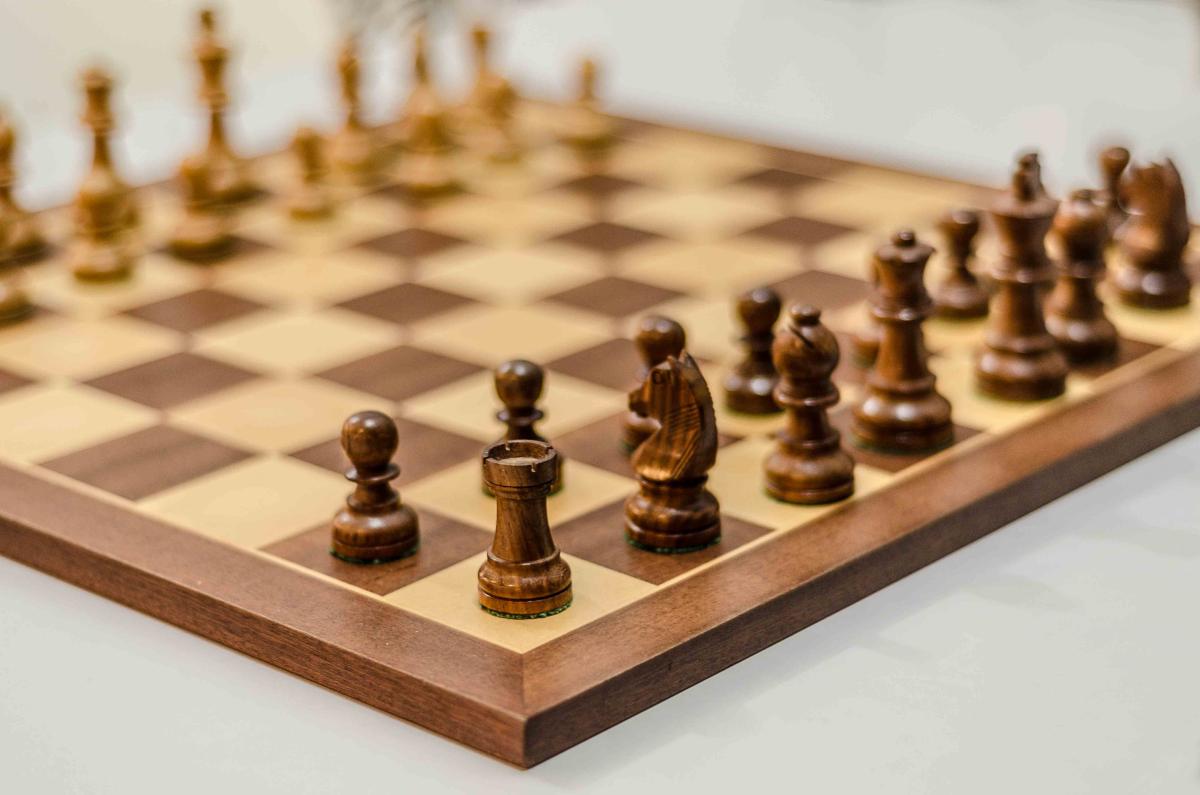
1, 0, 1199, 792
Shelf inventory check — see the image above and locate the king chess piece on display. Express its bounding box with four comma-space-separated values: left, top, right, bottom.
1046, 189, 1118, 363
1113, 158, 1192, 309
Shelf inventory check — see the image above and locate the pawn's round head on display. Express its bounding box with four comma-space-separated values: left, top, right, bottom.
940, 208, 980, 242
788, 303, 821, 330
736, 286, 782, 334
634, 315, 686, 366
340, 410, 398, 471
494, 359, 544, 410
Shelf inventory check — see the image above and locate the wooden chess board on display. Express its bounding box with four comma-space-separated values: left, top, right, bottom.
2, 105, 1199, 767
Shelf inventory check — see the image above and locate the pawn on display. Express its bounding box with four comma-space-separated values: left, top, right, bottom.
622, 315, 686, 452
724, 286, 783, 415
492, 359, 562, 492
1046, 189, 1118, 363
331, 411, 419, 563
71, 177, 136, 282
1098, 146, 1130, 239
764, 305, 854, 504
0, 112, 47, 262
169, 156, 234, 262
288, 127, 334, 221
933, 209, 989, 319
560, 57, 616, 160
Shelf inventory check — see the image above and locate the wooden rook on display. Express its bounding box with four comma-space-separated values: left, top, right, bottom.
1098, 145, 1130, 239
853, 229, 954, 452
560, 57, 616, 162
625, 353, 721, 552
1113, 158, 1192, 309
764, 305, 854, 504
331, 411, 419, 563
0, 111, 46, 262
478, 439, 572, 619
623, 315, 686, 453
193, 7, 258, 205
491, 359, 562, 492
975, 153, 1068, 401
933, 208, 989, 319
169, 156, 234, 262
288, 126, 334, 221
724, 286, 783, 415
331, 36, 382, 185
1046, 189, 1118, 363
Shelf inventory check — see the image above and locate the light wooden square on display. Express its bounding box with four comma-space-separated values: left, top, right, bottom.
171, 377, 391, 452
412, 243, 604, 305
236, 196, 403, 255
1099, 285, 1200, 350
0, 383, 158, 464
923, 315, 988, 358
609, 185, 780, 243
213, 248, 402, 309
140, 455, 347, 550
26, 253, 207, 319
607, 131, 766, 189
618, 238, 801, 299
808, 232, 875, 280
422, 192, 593, 248
0, 314, 181, 381
456, 146, 578, 199
794, 178, 951, 234
384, 552, 655, 654
408, 303, 612, 367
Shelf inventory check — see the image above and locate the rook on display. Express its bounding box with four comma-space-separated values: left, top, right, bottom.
491, 359, 562, 492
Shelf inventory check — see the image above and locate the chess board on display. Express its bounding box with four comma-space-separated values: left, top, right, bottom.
2, 105, 1199, 768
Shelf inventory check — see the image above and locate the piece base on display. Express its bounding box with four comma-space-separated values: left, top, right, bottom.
478, 586, 573, 618
626, 533, 721, 555
330, 540, 419, 565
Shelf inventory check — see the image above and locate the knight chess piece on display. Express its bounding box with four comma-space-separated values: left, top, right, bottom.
1046, 189, 1118, 363
1098, 145, 1130, 239
560, 57, 616, 161
975, 152, 1068, 400
193, 7, 259, 205
169, 156, 234, 262
625, 352, 721, 552
852, 229, 954, 452
1113, 158, 1192, 309
932, 208, 989, 319
77, 66, 137, 235
724, 286, 783, 414
331, 36, 383, 185
763, 305, 855, 504
331, 411, 420, 563
622, 315, 686, 453
490, 359, 562, 492
288, 127, 334, 221
0, 111, 46, 262
478, 439, 572, 618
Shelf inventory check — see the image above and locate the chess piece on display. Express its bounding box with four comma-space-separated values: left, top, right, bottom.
625, 352, 721, 552
395, 30, 460, 198
560, 57, 616, 160
763, 305, 855, 504
932, 208, 989, 319
0, 111, 46, 262
71, 161, 137, 282
1046, 189, 1118, 363
331, 411, 420, 563
622, 315, 686, 452
852, 229, 954, 452
1113, 158, 1192, 309
0, 220, 33, 324
193, 7, 259, 205
461, 23, 508, 131
169, 156, 234, 262
975, 153, 1068, 401
478, 439, 572, 618
288, 127, 334, 221
723, 286, 783, 415
1098, 145, 1130, 239
850, 256, 882, 365
78, 66, 137, 234
331, 36, 383, 185
492, 359, 562, 492
477, 77, 522, 164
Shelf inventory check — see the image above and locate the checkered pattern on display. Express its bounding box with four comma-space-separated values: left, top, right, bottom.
1, 104, 1197, 654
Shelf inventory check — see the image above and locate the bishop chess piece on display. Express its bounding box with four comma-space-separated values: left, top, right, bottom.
331, 411, 420, 563
490, 359, 562, 492
723, 286, 782, 415
1046, 189, 1118, 363
975, 153, 1068, 401
288, 127, 334, 221
1098, 145, 1130, 239
0, 111, 46, 262
1113, 158, 1192, 309
622, 315, 686, 453
625, 352, 721, 552
852, 230, 954, 452
331, 36, 383, 185
478, 439, 572, 618
763, 305, 855, 504
193, 7, 259, 205
932, 208, 989, 319
77, 66, 137, 235
168, 156, 234, 262
560, 57, 616, 161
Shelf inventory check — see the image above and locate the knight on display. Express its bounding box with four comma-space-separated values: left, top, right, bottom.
1113, 158, 1192, 309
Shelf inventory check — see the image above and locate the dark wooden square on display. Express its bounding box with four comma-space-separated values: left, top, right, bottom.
735, 168, 822, 192
546, 276, 684, 318
548, 339, 640, 392
829, 406, 983, 473
746, 215, 857, 246
338, 283, 476, 326
769, 269, 870, 310
40, 425, 251, 500
124, 289, 268, 333
1072, 337, 1161, 380
86, 352, 260, 410
356, 228, 467, 260
263, 510, 491, 596
316, 345, 482, 402
763, 147, 855, 178
551, 221, 661, 254
0, 366, 33, 396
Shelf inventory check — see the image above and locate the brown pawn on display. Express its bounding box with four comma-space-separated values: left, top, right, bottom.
169, 156, 233, 262
331, 36, 382, 185
1046, 189, 1118, 363
933, 208, 989, 319
288, 127, 333, 221
975, 153, 1068, 401
492, 359, 562, 492
77, 67, 137, 234
724, 286, 783, 414
1098, 146, 1130, 239
763, 305, 854, 504
193, 8, 259, 205
622, 315, 686, 452
0, 111, 47, 262
1113, 159, 1192, 309
850, 256, 882, 365
331, 411, 419, 563
560, 57, 616, 161
478, 439, 571, 618
853, 230, 953, 451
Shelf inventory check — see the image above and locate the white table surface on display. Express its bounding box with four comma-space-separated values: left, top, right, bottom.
1, 1, 1199, 792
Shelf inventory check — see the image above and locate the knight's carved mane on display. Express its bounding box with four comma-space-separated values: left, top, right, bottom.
629, 353, 718, 482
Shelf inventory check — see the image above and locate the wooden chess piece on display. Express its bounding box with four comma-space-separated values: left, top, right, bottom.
193, 7, 259, 205
72, 104, 138, 284
288, 127, 334, 221
625, 352, 721, 552
932, 208, 989, 319
478, 77, 522, 164
492, 359, 562, 492
78, 66, 137, 234
478, 439, 572, 618
461, 23, 507, 131
852, 229, 954, 452
331, 36, 383, 185
1113, 158, 1192, 309
975, 153, 1068, 401
763, 305, 855, 504
560, 57, 616, 161
1046, 189, 1118, 363
1098, 145, 1130, 239
0, 111, 46, 262
395, 30, 460, 198
723, 286, 783, 415
0, 221, 33, 325
622, 315, 686, 453
169, 156, 234, 262
331, 411, 420, 563
850, 256, 882, 366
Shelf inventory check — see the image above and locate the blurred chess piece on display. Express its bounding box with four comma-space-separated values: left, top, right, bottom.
1046, 189, 1118, 363
0, 218, 33, 325
560, 57, 616, 162
395, 28, 459, 197
169, 156, 234, 262
331, 36, 383, 185
193, 7, 259, 205
0, 110, 47, 262
77, 66, 138, 235
1113, 158, 1192, 309
288, 126, 334, 221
